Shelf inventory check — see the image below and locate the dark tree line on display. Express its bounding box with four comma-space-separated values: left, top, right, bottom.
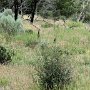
0, 0, 90, 22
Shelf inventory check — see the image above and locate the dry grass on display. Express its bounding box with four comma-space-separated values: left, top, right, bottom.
0, 65, 37, 90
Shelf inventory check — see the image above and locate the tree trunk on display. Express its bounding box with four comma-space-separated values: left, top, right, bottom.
21, 0, 23, 17
30, 0, 37, 23
14, 0, 19, 21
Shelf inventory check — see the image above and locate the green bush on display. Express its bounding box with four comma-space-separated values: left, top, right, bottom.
3, 9, 13, 17
37, 45, 73, 90
0, 9, 23, 36
14, 18, 23, 33
0, 46, 12, 64
0, 15, 16, 35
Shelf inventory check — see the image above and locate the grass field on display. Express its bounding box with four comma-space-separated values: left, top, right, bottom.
0, 17, 90, 90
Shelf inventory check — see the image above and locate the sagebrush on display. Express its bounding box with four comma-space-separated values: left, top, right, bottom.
37, 45, 73, 90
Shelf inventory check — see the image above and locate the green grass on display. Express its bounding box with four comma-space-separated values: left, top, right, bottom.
14, 32, 37, 42
0, 20, 90, 90
41, 22, 53, 28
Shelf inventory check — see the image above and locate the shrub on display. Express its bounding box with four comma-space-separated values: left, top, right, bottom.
14, 18, 23, 33
0, 46, 12, 64
2, 9, 13, 17
0, 15, 16, 35
0, 9, 23, 36
37, 45, 73, 90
